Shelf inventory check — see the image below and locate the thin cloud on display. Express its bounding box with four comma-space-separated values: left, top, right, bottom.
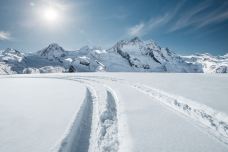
196, 8, 228, 28
169, 0, 211, 32
0, 31, 11, 40
127, 13, 175, 37
169, 1, 228, 32
127, 14, 175, 37
127, 1, 185, 37
128, 23, 145, 36
128, 0, 228, 36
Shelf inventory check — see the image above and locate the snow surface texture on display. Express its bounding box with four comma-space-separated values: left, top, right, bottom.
0, 78, 86, 152
0, 73, 228, 152
1, 37, 227, 74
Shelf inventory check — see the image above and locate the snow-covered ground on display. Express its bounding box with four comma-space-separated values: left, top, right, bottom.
0, 73, 228, 152
0, 78, 86, 152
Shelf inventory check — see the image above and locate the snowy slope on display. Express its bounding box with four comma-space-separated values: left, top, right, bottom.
0, 73, 228, 152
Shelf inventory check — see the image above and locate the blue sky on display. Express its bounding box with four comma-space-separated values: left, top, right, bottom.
0, 0, 228, 55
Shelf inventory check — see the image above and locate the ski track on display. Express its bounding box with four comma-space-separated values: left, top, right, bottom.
59, 77, 120, 152
72, 75, 228, 146
2, 74, 228, 149
97, 90, 119, 152
131, 83, 228, 145
56, 88, 94, 152
63, 76, 132, 152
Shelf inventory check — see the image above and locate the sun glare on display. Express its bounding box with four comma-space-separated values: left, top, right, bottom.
43, 7, 59, 23
33, 2, 69, 28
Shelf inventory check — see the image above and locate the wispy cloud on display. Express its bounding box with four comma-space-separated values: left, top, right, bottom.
196, 7, 228, 28
128, 22, 145, 36
127, 0, 228, 36
169, 1, 228, 32
127, 1, 185, 37
169, 0, 211, 32
0, 31, 11, 40
127, 14, 175, 37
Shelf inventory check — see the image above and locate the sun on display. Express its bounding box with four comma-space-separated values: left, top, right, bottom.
43, 7, 59, 23
33, 2, 68, 28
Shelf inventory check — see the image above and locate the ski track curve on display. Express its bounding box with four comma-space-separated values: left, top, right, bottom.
60, 77, 121, 152
73, 75, 228, 146
3, 75, 228, 148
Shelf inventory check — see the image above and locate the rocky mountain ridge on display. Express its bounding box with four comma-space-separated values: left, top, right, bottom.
0, 37, 227, 74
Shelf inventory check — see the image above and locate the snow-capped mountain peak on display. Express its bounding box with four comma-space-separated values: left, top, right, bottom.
1, 48, 25, 63
107, 37, 202, 72
38, 43, 66, 60
182, 53, 228, 73
0, 37, 227, 74
2, 48, 23, 57
129, 36, 143, 43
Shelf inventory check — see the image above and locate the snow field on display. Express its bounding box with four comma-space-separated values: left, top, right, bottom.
0, 73, 228, 152
0, 78, 86, 152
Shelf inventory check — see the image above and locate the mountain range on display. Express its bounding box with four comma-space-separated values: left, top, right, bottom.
0, 37, 227, 74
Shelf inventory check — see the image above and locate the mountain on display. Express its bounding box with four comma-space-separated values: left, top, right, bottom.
37, 43, 67, 61
0, 37, 227, 74
0, 48, 27, 74
182, 53, 228, 73
107, 37, 202, 72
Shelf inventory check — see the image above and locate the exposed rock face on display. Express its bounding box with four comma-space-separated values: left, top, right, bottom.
37, 43, 66, 61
